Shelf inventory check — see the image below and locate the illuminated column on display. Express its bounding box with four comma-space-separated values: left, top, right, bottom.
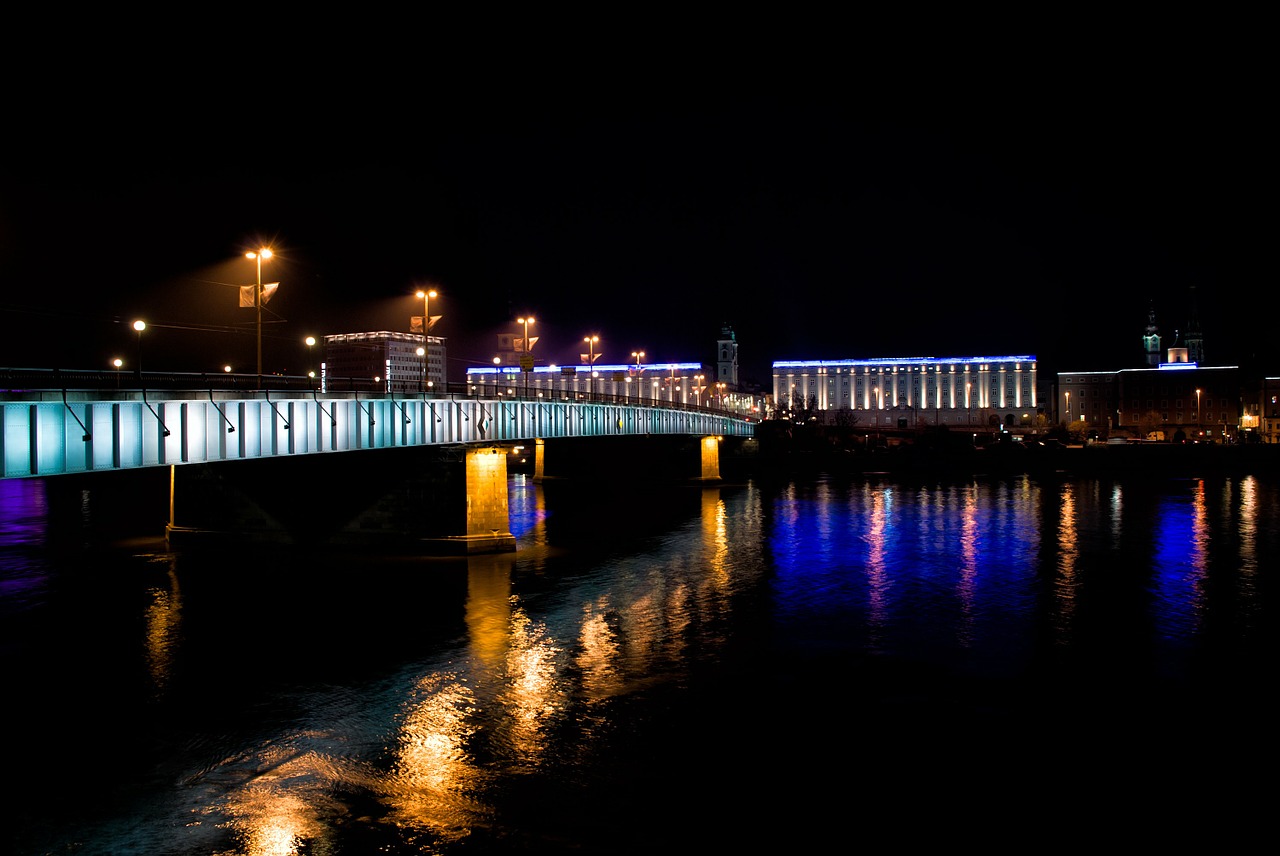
698, 435, 721, 481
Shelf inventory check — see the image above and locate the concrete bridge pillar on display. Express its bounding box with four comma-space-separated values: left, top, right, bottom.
164, 445, 515, 554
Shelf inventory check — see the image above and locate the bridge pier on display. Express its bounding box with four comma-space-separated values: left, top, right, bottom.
165, 445, 516, 554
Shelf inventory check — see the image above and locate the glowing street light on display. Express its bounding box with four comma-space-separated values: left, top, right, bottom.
1196, 387, 1202, 432
132, 320, 146, 376
518, 315, 536, 394
416, 288, 437, 334
304, 336, 317, 387
582, 335, 599, 396
716, 381, 727, 408
414, 288, 438, 390
417, 346, 427, 393
631, 351, 645, 401
112, 357, 122, 388
693, 374, 704, 407
245, 248, 273, 389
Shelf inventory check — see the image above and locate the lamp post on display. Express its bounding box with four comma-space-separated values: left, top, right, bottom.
583, 335, 599, 396
716, 381, 726, 409
416, 289, 437, 334
1196, 388, 1202, 437
1065, 391, 1070, 426
417, 346, 427, 393
693, 374, 704, 407
415, 288, 438, 390
112, 357, 122, 387
245, 248, 272, 389
518, 316, 535, 395
132, 320, 146, 378
304, 336, 317, 387
631, 351, 645, 402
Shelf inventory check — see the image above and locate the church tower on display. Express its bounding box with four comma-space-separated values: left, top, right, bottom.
716, 324, 739, 390
1143, 303, 1162, 367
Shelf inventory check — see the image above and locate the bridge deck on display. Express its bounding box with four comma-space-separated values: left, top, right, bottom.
1, 388, 756, 479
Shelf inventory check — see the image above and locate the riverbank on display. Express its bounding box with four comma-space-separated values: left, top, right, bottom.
745, 435, 1280, 478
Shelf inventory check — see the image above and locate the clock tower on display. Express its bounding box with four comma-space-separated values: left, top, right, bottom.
716, 324, 739, 390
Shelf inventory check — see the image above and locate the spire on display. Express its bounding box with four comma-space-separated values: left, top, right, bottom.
1142, 302, 1162, 367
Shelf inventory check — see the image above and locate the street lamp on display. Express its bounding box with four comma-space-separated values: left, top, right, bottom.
132, 320, 146, 377
518, 316, 535, 395
416, 289, 438, 334
417, 346, 427, 393
1196, 388, 1202, 434
631, 351, 645, 401
582, 335, 599, 396
1065, 391, 1070, 425
716, 381, 727, 408
112, 357, 122, 387
415, 288, 438, 388
693, 374, 704, 407
304, 336, 317, 387
245, 248, 273, 389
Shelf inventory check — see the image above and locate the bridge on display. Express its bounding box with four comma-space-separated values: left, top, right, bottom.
2, 368, 758, 553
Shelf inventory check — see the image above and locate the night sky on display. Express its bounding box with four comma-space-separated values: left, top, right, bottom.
2, 40, 1267, 389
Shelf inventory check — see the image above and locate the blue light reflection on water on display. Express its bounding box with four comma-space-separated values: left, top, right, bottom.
767, 476, 1044, 678
3, 469, 1279, 854
0, 479, 52, 618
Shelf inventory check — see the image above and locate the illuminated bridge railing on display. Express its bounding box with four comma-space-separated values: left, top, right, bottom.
1, 385, 757, 480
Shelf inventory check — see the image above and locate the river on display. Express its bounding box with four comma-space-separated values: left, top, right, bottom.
3, 466, 1277, 854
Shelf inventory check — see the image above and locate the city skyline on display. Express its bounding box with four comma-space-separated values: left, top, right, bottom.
2, 55, 1266, 388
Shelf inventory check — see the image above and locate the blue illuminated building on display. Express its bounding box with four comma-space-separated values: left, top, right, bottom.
771, 355, 1039, 429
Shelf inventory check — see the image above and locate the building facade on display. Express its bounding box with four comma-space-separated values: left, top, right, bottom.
321, 331, 447, 393
1252, 377, 1280, 444
1057, 359, 1242, 442
464, 362, 763, 419
771, 355, 1039, 429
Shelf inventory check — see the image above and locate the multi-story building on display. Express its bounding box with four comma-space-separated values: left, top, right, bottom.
464, 324, 765, 419
463, 362, 763, 419
1251, 377, 1280, 444
321, 331, 447, 393
1058, 296, 1253, 442
771, 355, 1039, 429
1058, 358, 1242, 442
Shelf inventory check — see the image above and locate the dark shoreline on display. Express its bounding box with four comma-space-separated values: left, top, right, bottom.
737, 436, 1280, 479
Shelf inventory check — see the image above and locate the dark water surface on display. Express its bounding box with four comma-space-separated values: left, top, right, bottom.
3, 469, 1277, 854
